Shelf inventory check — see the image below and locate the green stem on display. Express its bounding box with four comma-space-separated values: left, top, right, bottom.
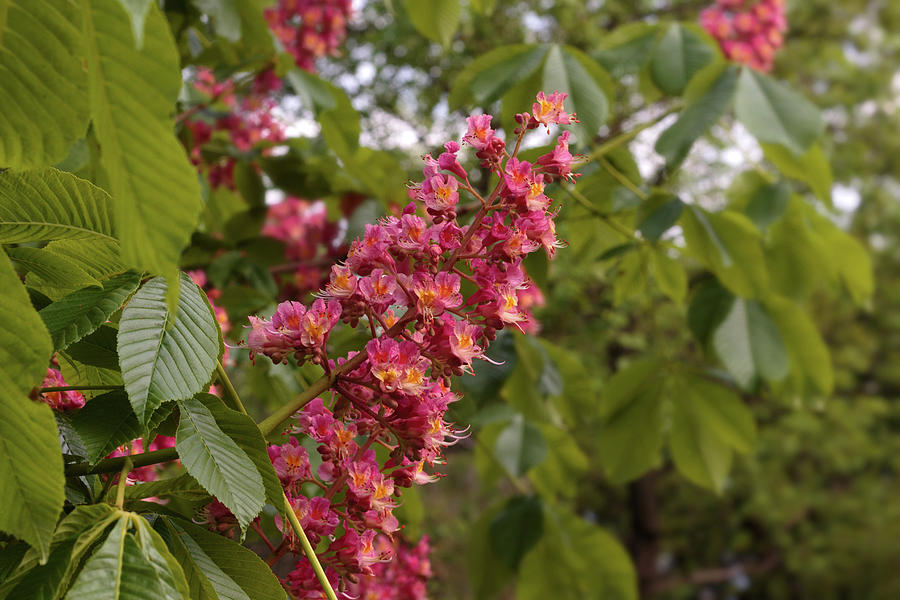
39, 385, 122, 393
216, 361, 247, 413
114, 453, 133, 510
66, 447, 178, 476
283, 494, 338, 600
216, 362, 339, 600
598, 155, 648, 201
563, 185, 639, 241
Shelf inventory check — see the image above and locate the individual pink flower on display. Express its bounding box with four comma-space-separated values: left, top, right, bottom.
532, 91, 576, 127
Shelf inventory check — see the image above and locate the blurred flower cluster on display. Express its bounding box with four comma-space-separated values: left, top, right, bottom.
701, 0, 787, 72
266, 0, 353, 73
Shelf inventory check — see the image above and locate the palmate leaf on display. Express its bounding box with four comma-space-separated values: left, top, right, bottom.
0, 168, 116, 245
0, 255, 62, 562
65, 518, 186, 600
175, 397, 265, 533
118, 274, 220, 424
40, 271, 140, 351
0, 0, 89, 168
155, 518, 287, 600
195, 394, 284, 511
82, 0, 203, 277
404, 0, 460, 48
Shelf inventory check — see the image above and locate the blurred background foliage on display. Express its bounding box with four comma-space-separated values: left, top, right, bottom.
163, 0, 899, 597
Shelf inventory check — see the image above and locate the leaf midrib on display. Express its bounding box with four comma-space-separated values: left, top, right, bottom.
0, 220, 118, 242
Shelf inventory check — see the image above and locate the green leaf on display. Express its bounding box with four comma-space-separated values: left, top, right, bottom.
541, 44, 610, 144
655, 65, 739, 169
744, 180, 791, 232
192, 0, 241, 42
65, 325, 120, 371
650, 247, 687, 305
489, 495, 544, 571
0, 168, 116, 245
681, 206, 769, 298
124, 473, 208, 502
593, 22, 659, 77
404, 0, 460, 48
766, 296, 834, 395
638, 195, 684, 242
156, 518, 286, 600
66, 518, 175, 600
0, 0, 89, 168
761, 143, 832, 206
494, 414, 548, 477
597, 359, 665, 484
73, 390, 141, 464
115, 0, 153, 47
152, 519, 220, 600
195, 394, 284, 511
2, 539, 74, 599
0, 388, 64, 563
450, 44, 547, 110
39, 272, 139, 351
687, 278, 734, 348
118, 274, 220, 424
674, 374, 756, 454
649, 24, 717, 96
713, 298, 789, 388
28, 239, 129, 300
131, 517, 190, 600
83, 0, 203, 277
7, 246, 101, 292
517, 506, 637, 600
735, 68, 825, 156
175, 397, 265, 533
668, 395, 733, 493
0, 255, 62, 561
467, 503, 515, 598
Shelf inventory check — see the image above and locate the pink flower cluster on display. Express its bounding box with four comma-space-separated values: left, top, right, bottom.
263, 198, 348, 299
38, 367, 85, 411
348, 536, 431, 600
243, 92, 577, 595
700, 0, 787, 72
184, 68, 286, 189
265, 0, 353, 73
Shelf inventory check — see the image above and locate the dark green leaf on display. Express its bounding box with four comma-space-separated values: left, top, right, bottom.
494, 414, 548, 477
118, 274, 220, 424
451, 45, 547, 110
655, 65, 739, 169
687, 278, 734, 347
638, 195, 684, 242
175, 397, 265, 533
157, 518, 286, 600
39, 272, 139, 351
489, 495, 544, 571
649, 24, 717, 96
74, 390, 142, 464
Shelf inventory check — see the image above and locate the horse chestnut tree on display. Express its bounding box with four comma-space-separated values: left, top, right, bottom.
0, 1, 870, 599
